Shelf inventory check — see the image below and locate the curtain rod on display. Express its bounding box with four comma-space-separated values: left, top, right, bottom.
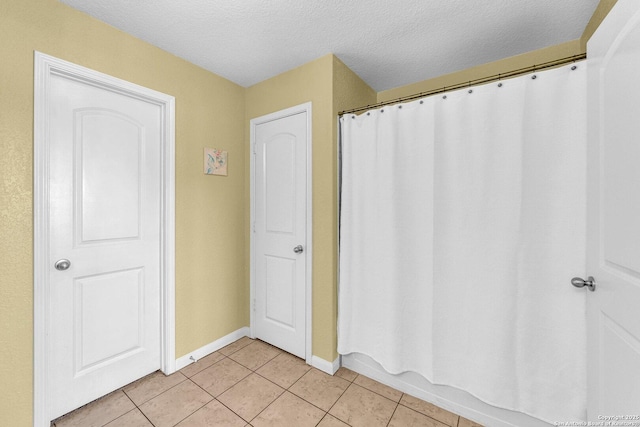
339, 53, 587, 116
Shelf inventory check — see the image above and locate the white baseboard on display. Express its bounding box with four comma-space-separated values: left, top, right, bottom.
176, 328, 341, 377
311, 355, 341, 375
342, 353, 551, 427
175, 327, 250, 371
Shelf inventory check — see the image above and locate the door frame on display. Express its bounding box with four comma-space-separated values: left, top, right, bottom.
249, 102, 313, 364
33, 52, 176, 426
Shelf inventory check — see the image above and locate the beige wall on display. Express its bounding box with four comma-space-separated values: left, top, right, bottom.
333, 56, 378, 120
581, 0, 618, 50
0, 1, 246, 424
245, 55, 375, 362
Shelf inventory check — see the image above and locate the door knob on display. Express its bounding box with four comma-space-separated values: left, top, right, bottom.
55, 259, 71, 271
293, 245, 304, 254
571, 276, 596, 292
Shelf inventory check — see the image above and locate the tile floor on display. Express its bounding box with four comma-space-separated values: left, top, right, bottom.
53, 337, 483, 427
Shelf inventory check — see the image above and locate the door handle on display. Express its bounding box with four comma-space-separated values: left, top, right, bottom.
293, 245, 304, 254
55, 259, 71, 271
571, 276, 596, 292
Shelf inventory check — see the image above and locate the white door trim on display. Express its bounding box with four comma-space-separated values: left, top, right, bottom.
249, 102, 313, 364
33, 52, 176, 427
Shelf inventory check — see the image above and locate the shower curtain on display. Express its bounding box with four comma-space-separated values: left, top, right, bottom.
338, 64, 587, 423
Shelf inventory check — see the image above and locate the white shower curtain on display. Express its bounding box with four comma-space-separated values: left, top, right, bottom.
338, 64, 587, 423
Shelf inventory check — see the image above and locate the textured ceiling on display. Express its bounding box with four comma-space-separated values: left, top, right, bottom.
58, 0, 599, 91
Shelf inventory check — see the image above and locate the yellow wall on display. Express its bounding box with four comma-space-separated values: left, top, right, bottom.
333, 56, 378, 121
581, 0, 618, 50
244, 55, 375, 362
0, 1, 246, 424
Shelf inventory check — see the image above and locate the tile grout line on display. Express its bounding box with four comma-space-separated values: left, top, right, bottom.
179, 344, 280, 423
252, 368, 304, 393
225, 345, 283, 371
239, 346, 302, 424
246, 387, 288, 424
395, 391, 462, 427
138, 409, 156, 427
350, 380, 400, 405
185, 352, 257, 401
212, 356, 284, 424
314, 413, 330, 427
160, 378, 215, 427
239, 351, 282, 371
128, 376, 210, 426
323, 378, 358, 424
188, 359, 253, 402
385, 398, 401, 427
213, 396, 253, 425
208, 370, 254, 400
182, 353, 229, 378
123, 373, 190, 408
352, 375, 405, 406
396, 400, 458, 427
281, 367, 348, 414
331, 382, 404, 427
326, 368, 358, 426
186, 376, 216, 401
216, 337, 255, 358
99, 391, 149, 427
249, 352, 310, 390
220, 345, 332, 424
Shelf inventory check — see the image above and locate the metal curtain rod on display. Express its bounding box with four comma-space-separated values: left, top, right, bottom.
339, 53, 587, 116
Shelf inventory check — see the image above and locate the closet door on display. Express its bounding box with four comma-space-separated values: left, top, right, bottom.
250, 104, 311, 360
586, 0, 640, 418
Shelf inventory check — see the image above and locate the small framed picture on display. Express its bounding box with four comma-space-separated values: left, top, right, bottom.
204, 148, 228, 176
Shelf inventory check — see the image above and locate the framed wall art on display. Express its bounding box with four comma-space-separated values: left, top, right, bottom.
204, 147, 228, 176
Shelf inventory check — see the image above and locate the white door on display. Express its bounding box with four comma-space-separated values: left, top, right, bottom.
252, 106, 310, 359
44, 59, 168, 419
587, 0, 640, 418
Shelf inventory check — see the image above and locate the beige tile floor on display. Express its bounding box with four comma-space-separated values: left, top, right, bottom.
53, 337, 483, 427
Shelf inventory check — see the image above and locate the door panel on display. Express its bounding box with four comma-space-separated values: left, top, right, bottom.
265, 255, 296, 328
587, 0, 640, 417
254, 110, 308, 358
77, 110, 142, 242
265, 135, 296, 234
599, 313, 640, 413
74, 268, 144, 373
48, 71, 162, 419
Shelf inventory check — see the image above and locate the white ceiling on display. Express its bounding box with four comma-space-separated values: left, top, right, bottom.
59, 0, 599, 91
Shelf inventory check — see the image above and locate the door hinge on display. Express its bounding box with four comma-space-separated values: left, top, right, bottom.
253, 222, 256, 233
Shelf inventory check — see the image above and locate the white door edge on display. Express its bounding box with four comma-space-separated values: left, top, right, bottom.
249, 102, 313, 365
33, 51, 176, 427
